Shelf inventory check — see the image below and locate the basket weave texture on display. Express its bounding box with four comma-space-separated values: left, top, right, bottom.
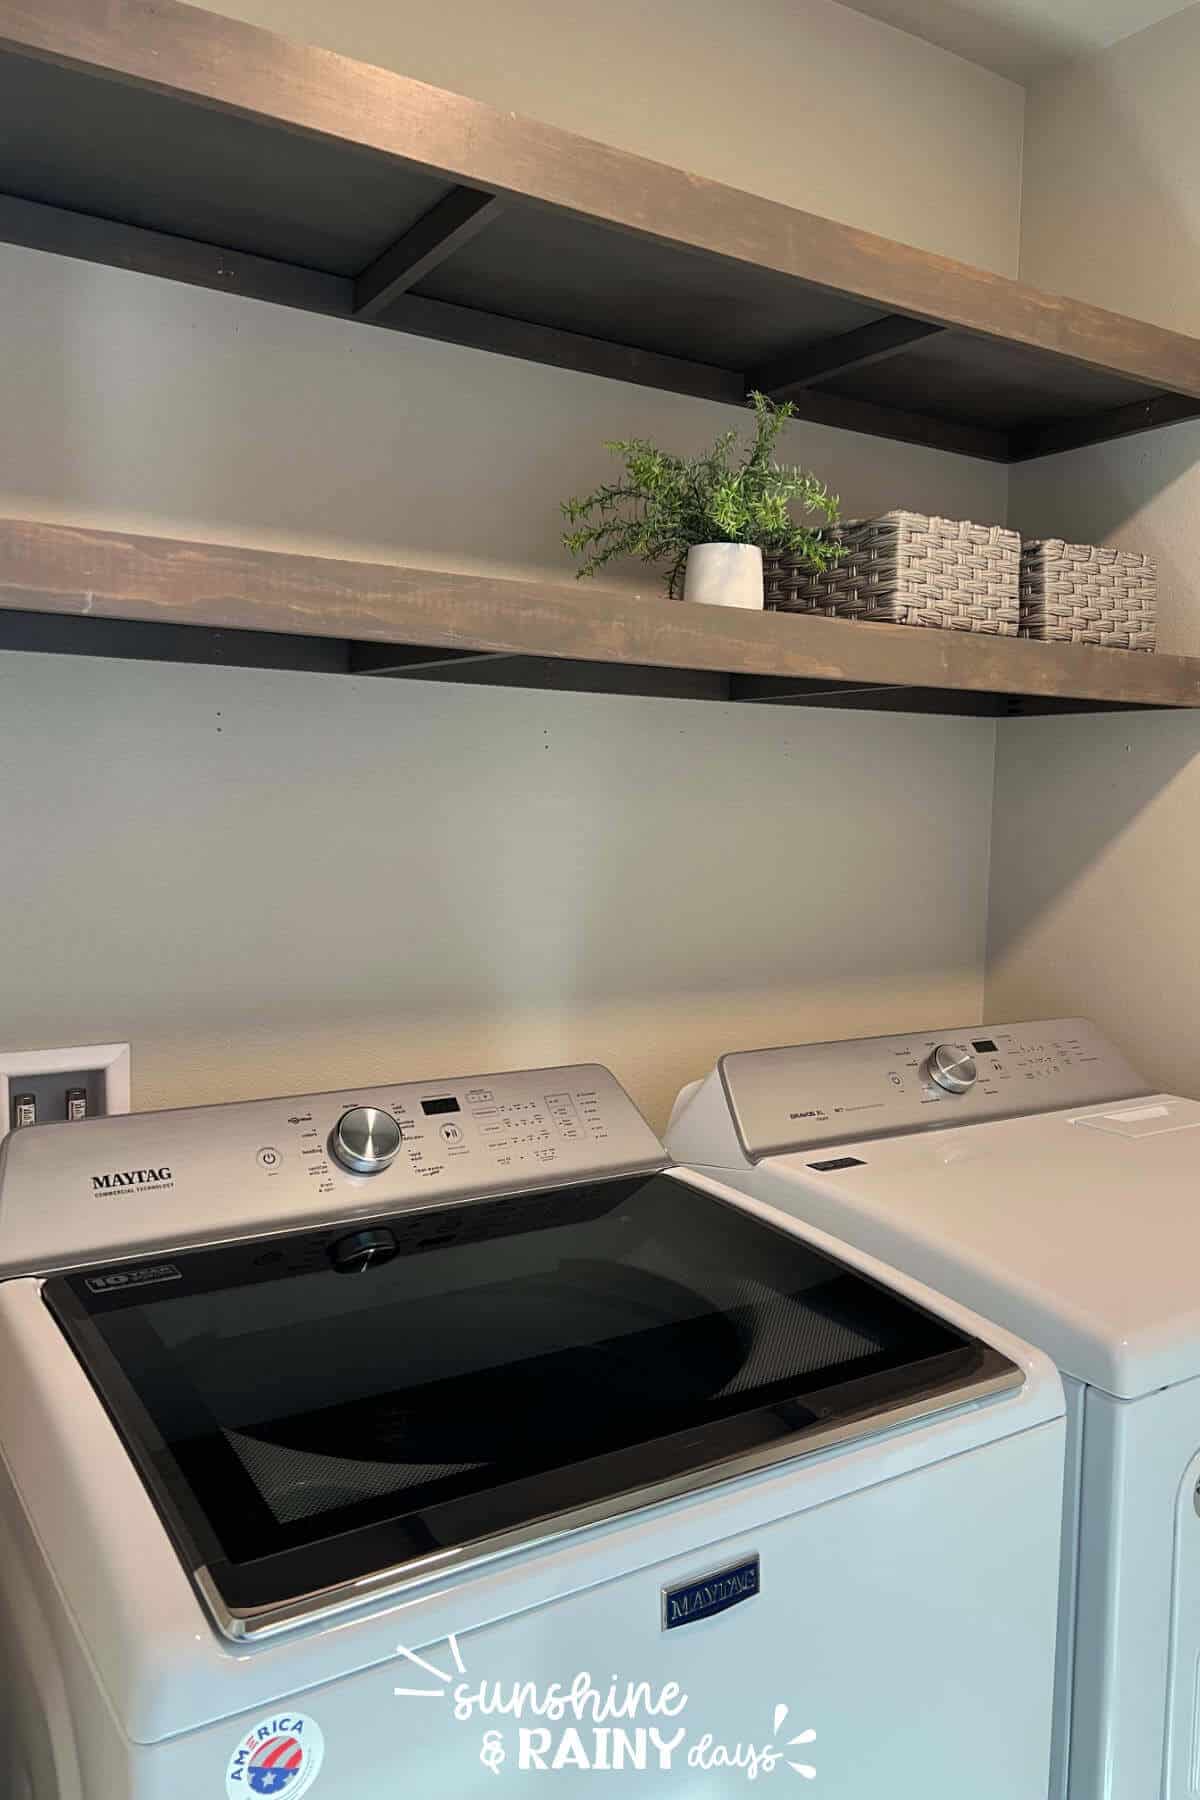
1020, 541, 1156, 651
764, 511, 1020, 635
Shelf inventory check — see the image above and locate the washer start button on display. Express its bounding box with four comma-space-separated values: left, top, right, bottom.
256, 1146, 282, 1171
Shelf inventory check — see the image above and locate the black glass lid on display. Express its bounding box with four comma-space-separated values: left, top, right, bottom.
44, 1171, 1018, 1636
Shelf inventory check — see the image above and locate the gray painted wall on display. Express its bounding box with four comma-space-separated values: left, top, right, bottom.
988, 9, 1200, 1097
0, 656, 995, 1126
0, 0, 1021, 1125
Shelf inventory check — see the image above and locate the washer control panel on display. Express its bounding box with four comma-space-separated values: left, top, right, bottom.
719, 1018, 1150, 1160
276, 1067, 652, 1200
0, 1064, 667, 1277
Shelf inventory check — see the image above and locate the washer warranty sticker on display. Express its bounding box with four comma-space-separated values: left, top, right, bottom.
225, 1712, 325, 1797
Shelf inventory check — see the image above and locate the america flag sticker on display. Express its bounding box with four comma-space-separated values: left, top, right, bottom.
225, 1712, 325, 1798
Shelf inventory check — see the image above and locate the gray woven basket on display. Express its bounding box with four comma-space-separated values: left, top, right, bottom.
764, 510, 1020, 635
1020, 540, 1156, 650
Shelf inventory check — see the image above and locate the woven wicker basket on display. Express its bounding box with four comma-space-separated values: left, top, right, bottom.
1020, 540, 1156, 651
764, 510, 1020, 635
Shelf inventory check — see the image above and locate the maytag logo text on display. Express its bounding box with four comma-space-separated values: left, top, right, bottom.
91, 1167, 173, 1190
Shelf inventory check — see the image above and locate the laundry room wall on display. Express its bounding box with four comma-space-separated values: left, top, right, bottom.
985, 9, 1200, 1097
208, 0, 1026, 276
0, 0, 1021, 1128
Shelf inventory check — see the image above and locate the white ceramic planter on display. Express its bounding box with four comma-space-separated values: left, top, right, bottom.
682, 542, 763, 609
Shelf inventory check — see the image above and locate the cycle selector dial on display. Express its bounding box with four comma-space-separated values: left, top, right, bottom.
925, 1043, 978, 1095
331, 1106, 403, 1174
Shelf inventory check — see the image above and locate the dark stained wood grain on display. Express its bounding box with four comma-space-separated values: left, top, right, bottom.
0, 605, 349, 672
1, 517, 1198, 711
752, 318, 945, 399
0, 192, 747, 410
763, 385, 1010, 462
378, 293, 748, 405
0, 193, 1049, 458
0, 191, 352, 316
0, 198, 1008, 457
363, 654, 733, 703
349, 643, 511, 673
354, 188, 503, 321
2, 0, 1199, 409
1008, 391, 1200, 461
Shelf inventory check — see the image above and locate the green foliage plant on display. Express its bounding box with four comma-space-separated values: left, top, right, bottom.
562, 391, 843, 598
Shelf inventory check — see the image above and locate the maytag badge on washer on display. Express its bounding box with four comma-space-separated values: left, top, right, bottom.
662, 1554, 760, 1630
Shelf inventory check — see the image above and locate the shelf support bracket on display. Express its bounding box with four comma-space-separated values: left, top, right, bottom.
750, 316, 946, 401
354, 188, 504, 321
349, 644, 511, 676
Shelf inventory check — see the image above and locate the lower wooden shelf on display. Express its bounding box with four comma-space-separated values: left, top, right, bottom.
0, 517, 1196, 717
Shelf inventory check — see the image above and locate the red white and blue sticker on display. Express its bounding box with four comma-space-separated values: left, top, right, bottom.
225, 1713, 325, 1798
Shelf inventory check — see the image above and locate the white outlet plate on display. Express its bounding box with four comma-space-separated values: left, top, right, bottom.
1, 1043, 131, 1133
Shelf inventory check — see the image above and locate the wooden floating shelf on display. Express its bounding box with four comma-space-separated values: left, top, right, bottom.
2, 518, 1198, 717
2, 0, 1200, 462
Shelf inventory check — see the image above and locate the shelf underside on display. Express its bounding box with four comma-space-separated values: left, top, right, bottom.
1, 519, 1198, 718
2, 0, 1200, 463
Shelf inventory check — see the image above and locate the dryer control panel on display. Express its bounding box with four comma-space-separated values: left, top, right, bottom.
0, 1064, 667, 1277
714, 1018, 1149, 1161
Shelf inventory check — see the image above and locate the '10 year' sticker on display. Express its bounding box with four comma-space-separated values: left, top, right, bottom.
225, 1713, 325, 1797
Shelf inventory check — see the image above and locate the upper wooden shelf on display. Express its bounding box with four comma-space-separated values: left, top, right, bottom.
2, 517, 1198, 716
2, 0, 1200, 464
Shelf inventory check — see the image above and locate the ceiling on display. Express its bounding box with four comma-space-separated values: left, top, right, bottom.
842, 0, 1194, 82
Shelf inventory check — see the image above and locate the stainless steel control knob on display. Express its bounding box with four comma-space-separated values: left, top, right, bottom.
925, 1043, 977, 1095
331, 1106, 402, 1174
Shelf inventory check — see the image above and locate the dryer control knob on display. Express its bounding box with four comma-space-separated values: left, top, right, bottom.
925, 1044, 978, 1095
331, 1106, 403, 1174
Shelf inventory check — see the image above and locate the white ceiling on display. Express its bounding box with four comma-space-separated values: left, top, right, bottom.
842, 0, 1194, 82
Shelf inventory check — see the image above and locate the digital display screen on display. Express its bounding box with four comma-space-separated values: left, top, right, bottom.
421, 1096, 461, 1116
973, 1040, 998, 1054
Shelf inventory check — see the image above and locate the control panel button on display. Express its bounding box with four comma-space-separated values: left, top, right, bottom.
925, 1044, 978, 1096
256, 1146, 282, 1170
330, 1107, 403, 1175
328, 1227, 398, 1273
440, 1122, 464, 1144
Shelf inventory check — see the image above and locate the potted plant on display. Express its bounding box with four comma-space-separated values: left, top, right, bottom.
561, 392, 842, 609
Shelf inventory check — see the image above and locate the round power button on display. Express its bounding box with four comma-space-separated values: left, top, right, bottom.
257, 1146, 282, 1171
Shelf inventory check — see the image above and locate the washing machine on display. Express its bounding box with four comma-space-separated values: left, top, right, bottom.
667, 1015, 1200, 1800
0, 1061, 1063, 1798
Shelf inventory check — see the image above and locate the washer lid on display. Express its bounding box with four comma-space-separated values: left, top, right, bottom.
751, 1097, 1200, 1399
43, 1167, 1019, 1640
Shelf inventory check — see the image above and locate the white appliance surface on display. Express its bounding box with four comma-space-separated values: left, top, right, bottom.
705, 1100, 1200, 1399
667, 1016, 1200, 1800
0, 1061, 1064, 1799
